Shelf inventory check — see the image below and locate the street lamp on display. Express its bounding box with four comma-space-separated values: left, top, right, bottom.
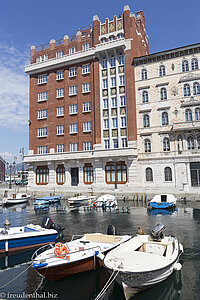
13, 156, 17, 184
6, 162, 12, 189
114, 161, 117, 189
20, 148, 24, 187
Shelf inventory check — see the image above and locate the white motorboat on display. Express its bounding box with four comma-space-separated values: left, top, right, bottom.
67, 195, 96, 205
148, 194, 177, 209
95, 194, 117, 208
3, 192, 31, 205
32, 228, 131, 281
103, 224, 183, 296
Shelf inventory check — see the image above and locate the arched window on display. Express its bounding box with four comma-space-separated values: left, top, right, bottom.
197, 135, 200, 149
182, 60, 189, 72
187, 136, 194, 149
162, 112, 169, 125
191, 58, 199, 70
163, 137, 170, 151
56, 165, 65, 185
146, 168, 153, 181
164, 167, 172, 181
195, 108, 200, 120
185, 109, 192, 122
193, 82, 200, 95
142, 90, 149, 103
177, 135, 183, 152
184, 84, 191, 96
143, 114, 150, 127
159, 65, 166, 77
144, 139, 151, 153
36, 166, 49, 185
141, 68, 147, 80
83, 163, 94, 184
105, 161, 127, 184
160, 87, 167, 100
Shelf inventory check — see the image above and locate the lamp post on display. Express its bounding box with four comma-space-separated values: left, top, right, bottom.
6, 162, 12, 189
20, 148, 24, 187
114, 161, 117, 189
13, 156, 17, 184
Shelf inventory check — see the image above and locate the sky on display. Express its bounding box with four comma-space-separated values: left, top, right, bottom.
0, 0, 200, 163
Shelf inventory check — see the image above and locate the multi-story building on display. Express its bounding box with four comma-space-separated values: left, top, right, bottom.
24, 5, 149, 191
134, 43, 200, 191
0, 156, 5, 181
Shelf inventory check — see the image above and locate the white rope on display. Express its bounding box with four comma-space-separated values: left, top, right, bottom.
95, 269, 119, 300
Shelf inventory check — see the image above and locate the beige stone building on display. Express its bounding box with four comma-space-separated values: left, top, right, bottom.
134, 43, 200, 191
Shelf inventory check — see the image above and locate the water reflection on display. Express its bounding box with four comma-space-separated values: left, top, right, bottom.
147, 207, 177, 216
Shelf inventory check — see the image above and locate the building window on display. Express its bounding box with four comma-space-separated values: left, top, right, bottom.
103, 79, 108, 89
146, 168, 153, 181
69, 104, 77, 115
144, 139, 151, 152
184, 84, 191, 96
83, 121, 91, 132
111, 77, 116, 87
195, 108, 200, 120
82, 82, 91, 93
193, 82, 200, 95
56, 165, 65, 185
83, 102, 91, 112
38, 127, 47, 137
57, 88, 64, 98
159, 65, 166, 77
187, 136, 195, 150
113, 139, 118, 148
105, 161, 127, 184
110, 57, 115, 67
141, 69, 147, 80
177, 135, 183, 152
185, 109, 192, 122
191, 58, 198, 70
82, 64, 90, 74
83, 163, 93, 184
164, 167, 172, 181
69, 85, 77, 96
160, 87, 167, 100
57, 144, 65, 153
101, 38, 107, 43
70, 143, 78, 152
112, 118, 118, 128
37, 54, 48, 63
70, 123, 78, 134
162, 112, 169, 125
163, 137, 170, 151
37, 146, 47, 155
57, 125, 64, 135
109, 35, 115, 41
102, 59, 107, 69
104, 119, 109, 129
142, 91, 149, 103
197, 135, 200, 149
111, 97, 117, 108
104, 140, 110, 149
38, 91, 47, 102
69, 67, 77, 77
82, 43, 90, 51
69, 47, 76, 54
120, 96, 126, 106
119, 75, 125, 86
121, 117, 126, 127
119, 55, 124, 65
122, 138, 128, 147
182, 60, 189, 72
56, 51, 63, 58
103, 99, 108, 109
38, 74, 47, 84
57, 70, 64, 80
38, 109, 47, 119
143, 114, 150, 127
36, 166, 49, 185
83, 142, 92, 151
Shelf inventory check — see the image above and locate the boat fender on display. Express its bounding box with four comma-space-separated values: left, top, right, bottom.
32, 263, 48, 269
54, 242, 70, 260
174, 262, 182, 271
107, 224, 116, 235
95, 251, 104, 261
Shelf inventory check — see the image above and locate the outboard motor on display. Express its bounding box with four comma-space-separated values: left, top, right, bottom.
41, 217, 64, 241
150, 223, 165, 241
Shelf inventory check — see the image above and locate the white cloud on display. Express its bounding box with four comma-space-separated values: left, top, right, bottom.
0, 151, 21, 164
0, 40, 29, 131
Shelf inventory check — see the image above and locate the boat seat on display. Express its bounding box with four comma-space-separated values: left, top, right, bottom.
145, 243, 165, 256
85, 234, 122, 244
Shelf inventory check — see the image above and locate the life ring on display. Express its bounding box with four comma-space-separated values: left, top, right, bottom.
54, 242, 70, 260
93, 201, 97, 209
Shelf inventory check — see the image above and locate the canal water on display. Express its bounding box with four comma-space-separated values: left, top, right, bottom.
0, 199, 199, 300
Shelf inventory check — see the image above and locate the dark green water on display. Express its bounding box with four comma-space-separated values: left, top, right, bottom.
0, 200, 199, 300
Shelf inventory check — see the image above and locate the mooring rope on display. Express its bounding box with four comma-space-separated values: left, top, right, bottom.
94, 269, 119, 300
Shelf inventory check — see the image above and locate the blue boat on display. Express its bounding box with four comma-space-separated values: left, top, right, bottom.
0, 217, 63, 254
148, 194, 177, 209
33, 195, 62, 205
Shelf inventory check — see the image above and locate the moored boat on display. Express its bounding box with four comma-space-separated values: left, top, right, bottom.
95, 194, 117, 208
33, 195, 62, 205
103, 223, 183, 296
148, 194, 177, 209
67, 195, 96, 205
3, 192, 31, 205
32, 229, 131, 281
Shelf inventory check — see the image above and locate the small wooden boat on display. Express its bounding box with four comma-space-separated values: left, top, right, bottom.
95, 194, 117, 208
0, 217, 63, 254
32, 229, 131, 281
103, 224, 183, 296
33, 195, 62, 205
148, 194, 177, 209
67, 195, 96, 205
3, 192, 31, 205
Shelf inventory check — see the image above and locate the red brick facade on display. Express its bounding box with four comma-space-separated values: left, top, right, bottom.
0, 157, 5, 181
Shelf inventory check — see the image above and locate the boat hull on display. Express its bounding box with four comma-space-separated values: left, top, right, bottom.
149, 202, 176, 209
3, 197, 30, 205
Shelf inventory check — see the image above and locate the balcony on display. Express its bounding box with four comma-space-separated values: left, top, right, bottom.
172, 120, 200, 131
